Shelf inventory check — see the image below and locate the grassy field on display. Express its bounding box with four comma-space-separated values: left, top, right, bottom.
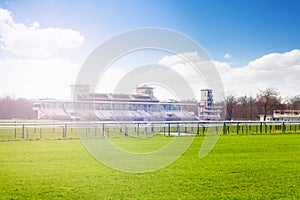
1, 134, 300, 199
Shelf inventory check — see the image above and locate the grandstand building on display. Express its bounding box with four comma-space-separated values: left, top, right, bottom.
33, 85, 222, 121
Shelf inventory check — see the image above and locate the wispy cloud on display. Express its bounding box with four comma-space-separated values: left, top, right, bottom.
224, 53, 231, 59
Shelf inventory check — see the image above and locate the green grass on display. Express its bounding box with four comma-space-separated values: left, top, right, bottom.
0, 127, 79, 141
1, 134, 300, 199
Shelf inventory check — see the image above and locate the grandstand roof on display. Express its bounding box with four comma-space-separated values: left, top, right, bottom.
75, 92, 159, 102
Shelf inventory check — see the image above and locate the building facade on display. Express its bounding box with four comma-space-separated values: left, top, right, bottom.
259, 110, 300, 121
33, 86, 222, 121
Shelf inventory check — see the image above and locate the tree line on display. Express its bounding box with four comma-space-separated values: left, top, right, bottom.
0, 96, 36, 119
224, 88, 300, 120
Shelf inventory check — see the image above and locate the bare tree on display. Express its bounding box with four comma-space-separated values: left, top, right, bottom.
290, 95, 300, 110
238, 96, 249, 119
256, 88, 281, 121
225, 94, 235, 120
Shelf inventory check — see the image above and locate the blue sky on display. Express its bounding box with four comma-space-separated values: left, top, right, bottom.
3, 0, 300, 63
0, 0, 300, 99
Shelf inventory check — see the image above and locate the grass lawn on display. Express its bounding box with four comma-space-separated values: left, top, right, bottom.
0, 134, 300, 199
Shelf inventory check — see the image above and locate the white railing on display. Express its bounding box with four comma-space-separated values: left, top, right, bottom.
0, 120, 300, 140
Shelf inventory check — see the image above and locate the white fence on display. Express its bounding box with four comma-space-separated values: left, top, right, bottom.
0, 120, 300, 140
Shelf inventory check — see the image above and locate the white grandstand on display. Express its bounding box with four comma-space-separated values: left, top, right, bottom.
33, 85, 221, 121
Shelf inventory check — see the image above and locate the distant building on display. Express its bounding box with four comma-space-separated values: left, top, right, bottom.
198, 89, 223, 120
258, 115, 273, 122
273, 110, 300, 121
259, 110, 300, 121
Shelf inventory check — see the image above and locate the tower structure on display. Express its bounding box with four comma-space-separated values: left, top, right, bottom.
71, 85, 90, 101
198, 89, 221, 120
200, 89, 213, 107
135, 85, 154, 97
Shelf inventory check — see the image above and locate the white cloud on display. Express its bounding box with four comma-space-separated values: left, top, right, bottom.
224, 53, 231, 59
158, 52, 224, 100
213, 60, 231, 74
0, 8, 84, 57
96, 68, 127, 93
217, 49, 300, 97
158, 49, 300, 99
0, 8, 85, 99
0, 57, 80, 99
248, 49, 300, 70
158, 51, 204, 66
158, 53, 184, 66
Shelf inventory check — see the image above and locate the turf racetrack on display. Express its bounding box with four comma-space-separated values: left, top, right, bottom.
1, 134, 300, 199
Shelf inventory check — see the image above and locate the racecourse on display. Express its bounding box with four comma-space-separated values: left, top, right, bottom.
1, 133, 300, 199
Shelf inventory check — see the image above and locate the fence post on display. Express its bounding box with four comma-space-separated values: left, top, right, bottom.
106, 127, 110, 138
236, 122, 239, 135
197, 122, 200, 135
260, 122, 263, 134
265, 124, 267, 134
282, 122, 286, 133
26, 127, 28, 139
168, 123, 171, 136
145, 126, 148, 137
14, 121, 17, 139
125, 125, 128, 137
62, 126, 65, 139
223, 122, 226, 135
65, 124, 67, 138
152, 125, 154, 136
22, 124, 25, 139
40, 127, 42, 139
102, 124, 105, 137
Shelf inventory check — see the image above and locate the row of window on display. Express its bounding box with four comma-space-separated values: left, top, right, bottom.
38, 102, 188, 111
